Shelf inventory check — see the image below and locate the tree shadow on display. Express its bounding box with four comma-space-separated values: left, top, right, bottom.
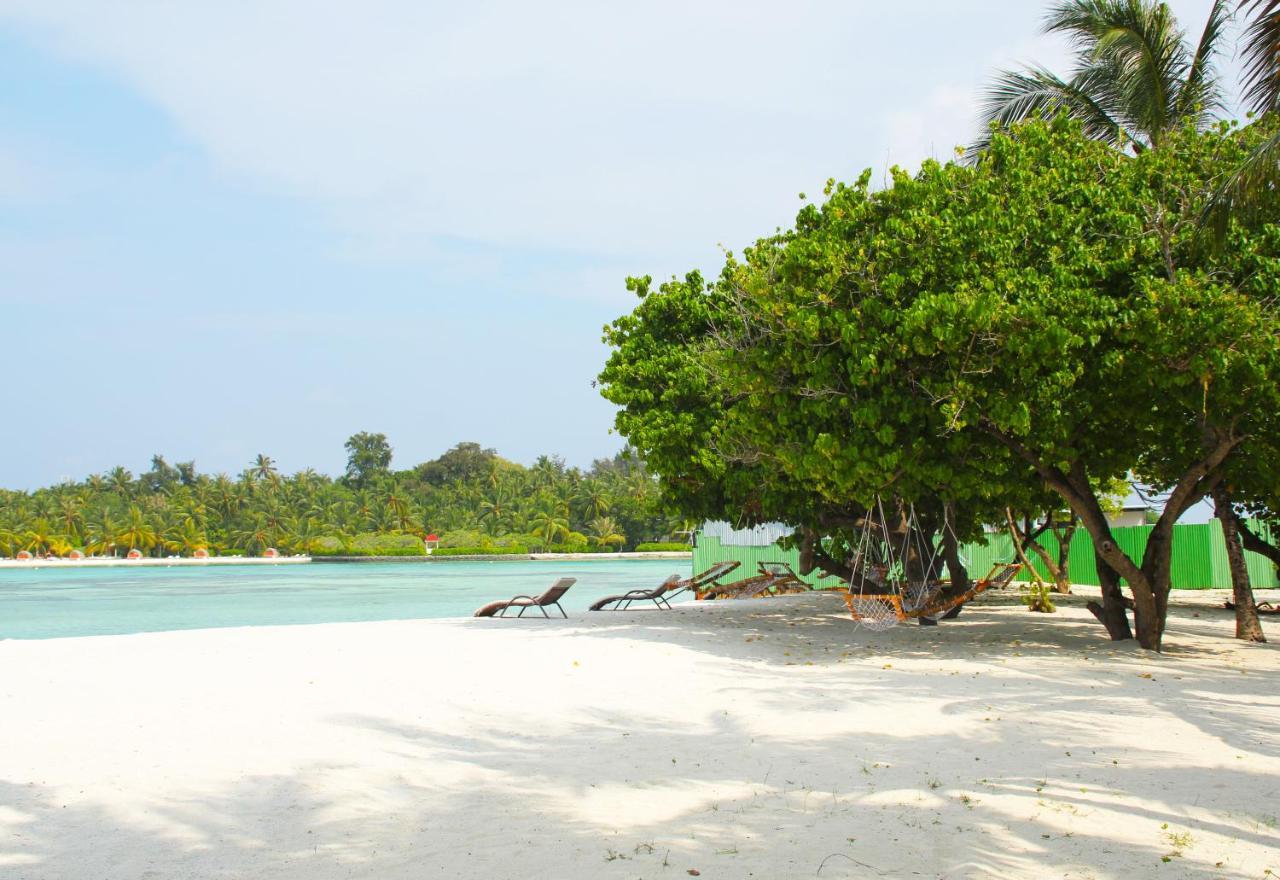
5, 591, 1278, 878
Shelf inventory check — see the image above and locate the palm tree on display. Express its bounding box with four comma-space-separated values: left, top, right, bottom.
116, 506, 159, 555
251, 454, 279, 484
164, 517, 208, 556
57, 496, 85, 546
478, 488, 513, 536
587, 516, 625, 550
1203, 1, 1280, 227
529, 503, 570, 548
108, 466, 133, 498
23, 518, 69, 556
975, 0, 1229, 155
84, 509, 117, 556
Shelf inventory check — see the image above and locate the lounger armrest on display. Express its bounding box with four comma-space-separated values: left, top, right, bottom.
507, 595, 538, 605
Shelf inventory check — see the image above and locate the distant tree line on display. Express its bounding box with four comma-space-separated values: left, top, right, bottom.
0, 438, 686, 560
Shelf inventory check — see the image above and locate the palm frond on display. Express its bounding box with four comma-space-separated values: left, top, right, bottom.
1177, 0, 1230, 121
1240, 0, 1280, 114
1090, 2, 1188, 140
1202, 127, 1280, 241
971, 64, 1127, 158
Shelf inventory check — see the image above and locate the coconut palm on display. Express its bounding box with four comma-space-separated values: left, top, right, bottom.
251, 454, 279, 486
84, 509, 117, 556
108, 466, 134, 497
1202, 1, 1280, 228
166, 519, 208, 556
478, 488, 513, 536
974, 0, 1229, 155
587, 516, 625, 550
22, 518, 62, 555
116, 506, 159, 555
529, 503, 570, 547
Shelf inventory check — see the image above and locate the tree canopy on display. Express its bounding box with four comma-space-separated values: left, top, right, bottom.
601, 117, 1280, 650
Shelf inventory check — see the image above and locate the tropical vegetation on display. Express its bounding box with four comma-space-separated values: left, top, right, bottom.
0, 440, 683, 560
600, 0, 1280, 653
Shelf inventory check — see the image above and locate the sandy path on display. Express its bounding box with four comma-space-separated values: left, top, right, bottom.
1, 590, 1277, 879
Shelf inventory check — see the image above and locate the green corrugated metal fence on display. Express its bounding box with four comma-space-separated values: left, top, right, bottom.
694, 521, 1279, 590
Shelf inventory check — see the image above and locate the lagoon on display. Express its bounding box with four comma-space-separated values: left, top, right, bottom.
0, 558, 687, 640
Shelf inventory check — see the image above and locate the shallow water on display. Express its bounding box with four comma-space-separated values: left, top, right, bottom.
0, 559, 689, 640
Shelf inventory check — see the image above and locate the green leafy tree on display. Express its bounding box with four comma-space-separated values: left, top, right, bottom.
344, 431, 393, 489
603, 118, 1280, 651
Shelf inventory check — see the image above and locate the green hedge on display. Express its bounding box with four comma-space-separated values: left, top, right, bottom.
432, 545, 530, 556
309, 537, 347, 557
634, 542, 693, 552
310, 533, 426, 557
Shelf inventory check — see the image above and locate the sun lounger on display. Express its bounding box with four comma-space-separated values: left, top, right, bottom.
663, 560, 742, 602
474, 577, 575, 618
588, 561, 743, 611
697, 560, 806, 600
587, 562, 743, 611
587, 573, 684, 611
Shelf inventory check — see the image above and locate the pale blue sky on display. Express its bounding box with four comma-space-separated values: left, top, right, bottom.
0, 1, 1239, 489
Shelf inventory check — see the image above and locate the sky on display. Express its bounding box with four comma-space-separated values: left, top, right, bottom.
0, 1, 1244, 490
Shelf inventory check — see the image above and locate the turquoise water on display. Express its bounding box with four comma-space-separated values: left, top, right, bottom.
0, 559, 690, 640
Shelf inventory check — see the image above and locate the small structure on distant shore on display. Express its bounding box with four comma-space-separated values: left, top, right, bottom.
68, 549, 84, 560
16, 550, 33, 561
193, 548, 210, 559
263, 547, 280, 559
424, 533, 439, 554
126, 548, 143, 560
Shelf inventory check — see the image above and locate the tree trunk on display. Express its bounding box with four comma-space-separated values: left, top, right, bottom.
1135, 529, 1173, 652
1214, 486, 1266, 643
1005, 509, 1039, 574
1087, 548, 1134, 641
937, 522, 970, 620
1052, 520, 1076, 594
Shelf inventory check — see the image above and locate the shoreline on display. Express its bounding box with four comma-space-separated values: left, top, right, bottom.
0, 556, 311, 570
0, 550, 691, 570
313, 550, 693, 563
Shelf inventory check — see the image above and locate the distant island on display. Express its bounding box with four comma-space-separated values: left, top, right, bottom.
0, 436, 690, 560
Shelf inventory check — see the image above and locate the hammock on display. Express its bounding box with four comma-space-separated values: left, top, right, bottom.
844, 498, 950, 630
845, 594, 904, 631
843, 560, 1023, 627
841, 497, 1022, 630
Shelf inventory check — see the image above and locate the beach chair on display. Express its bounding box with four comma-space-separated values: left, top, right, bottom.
587, 562, 742, 611
587, 573, 684, 611
474, 577, 576, 618
697, 560, 806, 600
663, 560, 742, 602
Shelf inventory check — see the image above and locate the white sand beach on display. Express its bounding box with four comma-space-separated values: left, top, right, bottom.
2, 590, 1277, 879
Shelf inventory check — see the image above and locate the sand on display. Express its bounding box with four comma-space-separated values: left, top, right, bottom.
1, 588, 1277, 879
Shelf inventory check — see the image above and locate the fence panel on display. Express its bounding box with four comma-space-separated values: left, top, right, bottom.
696, 520, 1279, 591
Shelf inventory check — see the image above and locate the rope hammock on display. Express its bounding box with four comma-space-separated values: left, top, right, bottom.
841, 499, 1022, 630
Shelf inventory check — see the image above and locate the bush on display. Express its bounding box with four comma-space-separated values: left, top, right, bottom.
309, 536, 348, 557
634, 542, 693, 552
432, 545, 530, 557
337, 533, 427, 557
